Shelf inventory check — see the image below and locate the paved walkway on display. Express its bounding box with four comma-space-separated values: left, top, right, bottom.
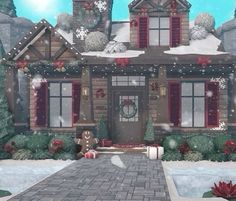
9, 154, 171, 201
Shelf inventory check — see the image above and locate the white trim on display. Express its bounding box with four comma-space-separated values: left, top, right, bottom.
13, 27, 47, 61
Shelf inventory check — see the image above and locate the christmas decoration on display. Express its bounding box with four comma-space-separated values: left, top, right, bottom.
210, 77, 226, 89
130, 19, 138, 27
190, 25, 208, 40
84, 149, 99, 159
95, 89, 106, 98
52, 60, 66, 72
0, 63, 14, 139
150, 82, 158, 91
119, 99, 137, 119
144, 118, 155, 143
97, 116, 109, 140
49, 139, 64, 153
146, 146, 164, 160
104, 41, 127, 54
83, 2, 94, 10
139, 7, 148, 15
194, 13, 215, 32
94, 0, 107, 12
16, 60, 29, 72
223, 140, 236, 154
0, 0, 17, 17
76, 26, 89, 40
170, 0, 177, 14
115, 58, 129, 67
197, 56, 211, 66
85, 31, 108, 51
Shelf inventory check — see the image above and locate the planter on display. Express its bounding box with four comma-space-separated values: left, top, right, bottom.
146, 146, 164, 160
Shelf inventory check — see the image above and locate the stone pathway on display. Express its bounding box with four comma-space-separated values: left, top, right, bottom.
9, 154, 171, 201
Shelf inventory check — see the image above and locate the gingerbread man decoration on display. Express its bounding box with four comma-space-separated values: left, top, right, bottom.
74, 130, 99, 158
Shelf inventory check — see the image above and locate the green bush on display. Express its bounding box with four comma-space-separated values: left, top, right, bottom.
187, 135, 214, 154
49, 135, 75, 153
228, 154, 236, 161
0, 150, 11, 159
213, 134, 232, 152
12, 149, 33, 160
53, 152, 76, 160
207, 153, 227, 162
162, 135, 184, 151
32, 150, 53, 160
7, 134, 29, 149
27, 134, 51, 152
162, 151, 182, 161
184, 151, 203, 161
0, 190, 12, 198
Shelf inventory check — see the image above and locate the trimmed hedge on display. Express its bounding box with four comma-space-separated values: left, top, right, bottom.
162, 151, 182, 161
12, 149, 33, 160
162, 135, 183, 151
7, 134, 29, 149
187, 135, 214, 154
32, 150, 53, 160
27, 134, 51, 152
213, 134, 232, 152
0, 190, 11, 198
49, 135, 75, 153
53, 152, 76, 160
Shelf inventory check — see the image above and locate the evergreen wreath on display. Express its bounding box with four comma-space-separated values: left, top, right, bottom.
119, 99, 137, 119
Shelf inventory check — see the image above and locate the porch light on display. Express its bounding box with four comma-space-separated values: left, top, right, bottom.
82, 86, 89, 99
159, 85, 167, 97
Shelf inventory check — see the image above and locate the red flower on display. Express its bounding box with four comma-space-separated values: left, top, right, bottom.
197, 56, 211, 67
16, 60, 28, 69
178, 142, 190, 154
212, 181, 236, 199
4, 144, 16, 154
224, 140, 236, 154
115, 58, 129, 67
49, 139, 64, 153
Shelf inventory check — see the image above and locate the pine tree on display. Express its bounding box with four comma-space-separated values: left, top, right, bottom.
0, 43, 14, 140
97, 116, 108, 140
144, 118, 155, 143
0, 0, 17, 17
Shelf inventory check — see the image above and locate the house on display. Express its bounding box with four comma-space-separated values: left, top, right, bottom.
2, 0, 236, 144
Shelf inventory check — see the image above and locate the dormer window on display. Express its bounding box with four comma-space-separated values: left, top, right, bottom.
149, 17, 170, 46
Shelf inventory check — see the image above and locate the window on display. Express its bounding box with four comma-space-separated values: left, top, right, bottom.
149, 17, 170, 46
181, 82, 205, 127
49, 82, 72, 128
112, 76, 145, 86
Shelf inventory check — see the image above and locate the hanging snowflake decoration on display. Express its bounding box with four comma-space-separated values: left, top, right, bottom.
210, 77, 226, 89
210, 121, 226, 131
76, 27, 88, 40
94, 0, 107, 12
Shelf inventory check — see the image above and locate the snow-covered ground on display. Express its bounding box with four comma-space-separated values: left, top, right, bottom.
164, 34, 227, 55
81, 50, 145, 58
162, 161, 236, 201
0, 160, 74, 201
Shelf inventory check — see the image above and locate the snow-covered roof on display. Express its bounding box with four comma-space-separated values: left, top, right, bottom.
164, 34, 226, 55
111, 22, 130, 43
56, 28, 74, 45
81, 50, 145, 58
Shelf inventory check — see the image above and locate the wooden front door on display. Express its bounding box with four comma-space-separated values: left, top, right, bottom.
112, 89, 145, 144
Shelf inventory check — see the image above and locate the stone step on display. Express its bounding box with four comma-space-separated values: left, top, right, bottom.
96, 146, 147, 154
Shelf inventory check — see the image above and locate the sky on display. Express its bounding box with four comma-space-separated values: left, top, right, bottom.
14, 0, 236, 28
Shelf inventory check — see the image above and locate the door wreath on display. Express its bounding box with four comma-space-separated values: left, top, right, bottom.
119, 99, 137, 119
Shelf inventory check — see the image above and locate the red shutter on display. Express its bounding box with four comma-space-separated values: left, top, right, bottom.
207, 82, 219, 127
169, 82, 180, 126
171, 17, 181, 47
73, 82, 81, 124
35, 82, 47, 127
139, 17, 148, 48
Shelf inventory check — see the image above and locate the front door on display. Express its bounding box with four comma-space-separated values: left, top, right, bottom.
112, 90, 145, 144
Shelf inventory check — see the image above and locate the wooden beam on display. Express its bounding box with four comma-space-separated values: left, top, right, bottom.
52, 44, 68, 60
44, 29, 51, 60
28, 45, 44, 59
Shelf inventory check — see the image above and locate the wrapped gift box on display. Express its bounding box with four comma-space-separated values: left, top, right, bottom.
99, 139, 113, 147
146, 146, 164, 160
84, 150, 99, 159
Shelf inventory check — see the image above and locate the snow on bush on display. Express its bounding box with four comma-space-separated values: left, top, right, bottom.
85, 31, 109, 51
57, 13, 73, 33
194, 13, 215, 32
104, 41, 127, 54
190, 25, 208, 40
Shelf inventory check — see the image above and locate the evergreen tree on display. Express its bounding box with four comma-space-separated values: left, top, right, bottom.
144, 118, 155, 143
235, 8, 236, 18
0, 0, 17, 17
0, 42, 14, 140
97, 116, 108, 140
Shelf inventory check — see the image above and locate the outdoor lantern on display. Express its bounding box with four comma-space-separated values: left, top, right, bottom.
82, 86, 89, 99
159, 85, 167, 97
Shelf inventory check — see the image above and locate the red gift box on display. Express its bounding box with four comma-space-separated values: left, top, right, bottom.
84, 150, 99, 159
100, 139, 113, 147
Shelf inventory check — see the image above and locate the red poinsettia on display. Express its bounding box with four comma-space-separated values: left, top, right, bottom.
212, 181, 236, 199
53, 60, 65, 72
178, 142, 190, 154
4, 143, 16, 154
49, 139, 64, 153
224, 140, 236, 154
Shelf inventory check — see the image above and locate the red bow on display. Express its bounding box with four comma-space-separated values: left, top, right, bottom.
139, 7, 148, 15
115, 58, 129, 67
96, 89, 106, 98
84, 2, 94, 10
197, 56, 211, 67
130, 19, 138, 27
16, 60, 28, 69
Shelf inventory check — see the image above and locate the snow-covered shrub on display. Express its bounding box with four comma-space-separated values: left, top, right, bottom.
85, 31, 109, 51
187, 135, 214, 154
49, 135, 75, 153
104, 41, 127, 53
207, 153, 227, 162
57, 13, 73, 33
228, 153, 236, 161
213, 134, 232, 152
27, 134, 51, 152
12, 149, 33, 160
54, 152, 76, 160
32, 150, 53, 160
184, 151, 203, 161
162, 135, 184, 151
162, 151, 182, 161
6, 134, 29, 149
190, 25, 208, 40
194, 13, 215, 32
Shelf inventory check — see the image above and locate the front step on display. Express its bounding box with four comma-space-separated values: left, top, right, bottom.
97, 146, 147, 154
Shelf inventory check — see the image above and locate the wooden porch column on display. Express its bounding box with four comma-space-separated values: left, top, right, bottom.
76, 66, 96, 136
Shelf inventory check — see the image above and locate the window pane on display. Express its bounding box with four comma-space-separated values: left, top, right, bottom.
194, 83, 205, 96
62, 98, 72, 127
50, 83, 60, 96
182, 83, 192, 96
194, 98, 205, 127
149, 17, 159, 29
50, 98, 60, 127
181, 97, 192, 127
149, 30, 159, 46
117, 76, 128, 82
160, 30, 170, 46
160, 17, 170, 28
62, 83, 72, 96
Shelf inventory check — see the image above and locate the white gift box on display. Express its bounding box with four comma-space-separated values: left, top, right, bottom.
146, 146, 164, 160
